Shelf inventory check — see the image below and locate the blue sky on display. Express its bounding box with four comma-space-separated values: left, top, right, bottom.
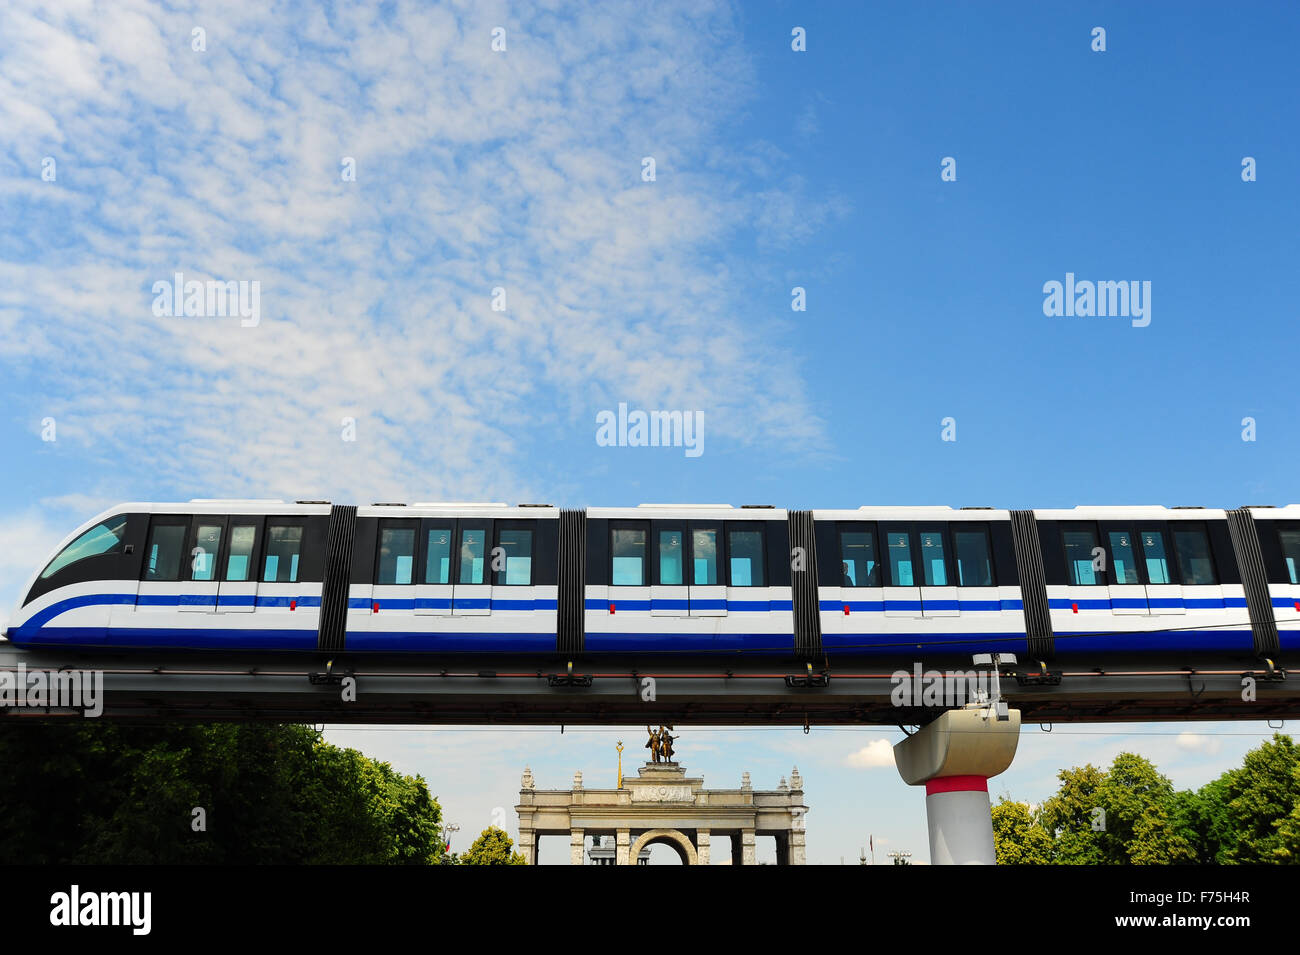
1, 1, 1297, 862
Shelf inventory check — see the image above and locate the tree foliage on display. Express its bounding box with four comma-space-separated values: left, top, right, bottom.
460, 826, 527, 865
993, 735, 1300, 865
991, 799, 1053, 865
1213, 734, 1299, 864
0, 721, 446, 864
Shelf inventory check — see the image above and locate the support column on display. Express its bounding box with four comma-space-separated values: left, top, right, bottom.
697, 830, 710, 866
893, 707, 1021, 865
789, 827, 807, 865
741, 829, 756, 866
616, 829, 630, 866
518, 829, 536, 866
774, 832, 789, 866
570, 828, 585, 866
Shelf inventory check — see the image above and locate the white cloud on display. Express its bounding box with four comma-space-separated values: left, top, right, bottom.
1175, 731, 1222, 755
0, 0, 829, 504
844, 738, 896, 769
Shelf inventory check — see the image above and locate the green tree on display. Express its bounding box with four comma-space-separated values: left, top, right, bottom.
461, 826, 527, 865
1215, 733, 1299, 864
1170, 777, 1232, 864
1037, 754, 1195, 864
0, 721, 446, 864
1274, 762, 1300, 863
991, 798, 1054, 864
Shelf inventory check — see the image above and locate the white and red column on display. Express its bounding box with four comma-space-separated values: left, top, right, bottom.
893, 707, 1021, 865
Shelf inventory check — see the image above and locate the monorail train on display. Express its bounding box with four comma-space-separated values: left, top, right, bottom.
6, 500, 1300, 661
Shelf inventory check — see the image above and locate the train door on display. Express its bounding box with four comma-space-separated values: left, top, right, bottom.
1103, 526, 1148, 615
217, 519, 259, 613
608, 522, 650, 616
181, 517, 224, 612
1170, 523, 1223, 609
1138, 525, 1183, 614
951, 524, 998, 612
917, 525, 958, 617
688, 524, 726, 617
1270, 523, 1300, 615
372, 519, 417, 617
725, 523, 768, 610
651, 526, 688, 616
835, 525, 880, 609
136, 516, 190, 615
882, 527, 922, 617
452, 521, 492, 615
415, 522, 454, 616
257, 520, 307, 614
492, 521, 536, 613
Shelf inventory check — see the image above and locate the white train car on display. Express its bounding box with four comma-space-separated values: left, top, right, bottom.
581, 505, 794, 653
812, 506, 1027, 656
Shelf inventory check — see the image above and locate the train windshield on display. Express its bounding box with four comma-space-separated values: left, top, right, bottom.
39, 514, 128, 579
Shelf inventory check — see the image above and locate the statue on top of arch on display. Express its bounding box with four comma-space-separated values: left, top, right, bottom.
645, 724, 679, 763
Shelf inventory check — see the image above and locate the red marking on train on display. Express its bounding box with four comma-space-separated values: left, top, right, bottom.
1072, 602, 1078, 613
843, 605, 850, 615
290, 599, 296, 611
609, 603, 615, 614
372, 602, 379, 613
1294, 601, 1299, 612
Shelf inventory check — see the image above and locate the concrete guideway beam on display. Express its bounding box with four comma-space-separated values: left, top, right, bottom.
893, 707, 1021, 865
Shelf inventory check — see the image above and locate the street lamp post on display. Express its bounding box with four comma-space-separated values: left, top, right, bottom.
441, 823, 460, 855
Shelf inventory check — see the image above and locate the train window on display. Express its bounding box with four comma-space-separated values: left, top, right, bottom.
954, 529, 994, 587
263, 524, 303, 582
459, 529, 487, 584
378, 526, 416, 585
1279, 530, 1300, 584
497, 529, 533, 585
886, 531, 914, 586
727, 529, 765, 587
1173, 527, 1217, 585
611, 528, 646, 586
1064, 528, 1102, 585
692, 528, 719, 585
226, 524, 256, 581
659, 530, 684, 585
918, 528, 948, 586
145, 523, 187, 582
840, 530, 880, 587
191, 523, 223, 581
1139, 529, 1171, 584
40, 514, 128, 579
1108, 531, 1141, 584
425, 528, 452, 584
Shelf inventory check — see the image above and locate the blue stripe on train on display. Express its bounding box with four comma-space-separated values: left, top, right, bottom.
349, 598, 559, 611
14, 627, 557, 651
818, 600, 1021, 612
344, 632, 555, 652
1054, 630, 1254, 653
821, 632, 1029, 653
584, 599, 793, 612
584, 632, 794, 652
12, 626, 320, 650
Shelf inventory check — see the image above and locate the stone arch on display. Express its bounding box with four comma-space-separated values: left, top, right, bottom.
627, 828, 697, 865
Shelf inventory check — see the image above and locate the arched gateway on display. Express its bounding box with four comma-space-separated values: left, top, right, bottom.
628, 828, 698, 865
515, 761, 808, 865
